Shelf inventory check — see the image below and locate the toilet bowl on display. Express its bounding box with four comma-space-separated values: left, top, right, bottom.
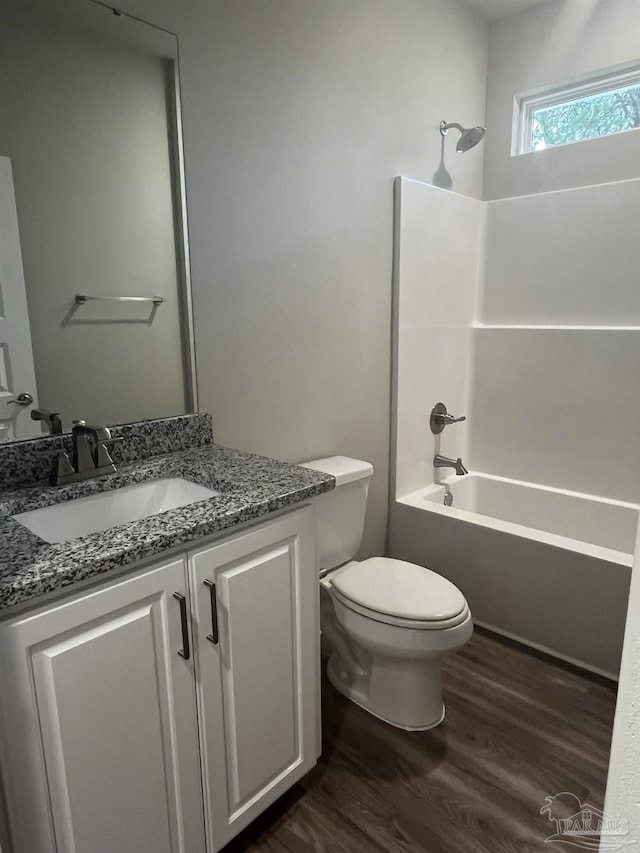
302, 457, 473, 731
321, 557, 472, 730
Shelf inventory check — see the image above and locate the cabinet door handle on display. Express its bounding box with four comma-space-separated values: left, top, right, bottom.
203, 579, 218, 644
173, 592, 191, 660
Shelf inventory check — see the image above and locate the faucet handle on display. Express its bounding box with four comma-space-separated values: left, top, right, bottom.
430, 402, 466, 435
95, 435, 123, 467
49, 451, 75, 485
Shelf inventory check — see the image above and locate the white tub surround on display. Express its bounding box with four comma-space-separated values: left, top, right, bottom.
390, 176, 640, 677
392, 178, 484, 501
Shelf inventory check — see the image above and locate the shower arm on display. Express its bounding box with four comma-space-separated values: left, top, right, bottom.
440, 121, 464, 136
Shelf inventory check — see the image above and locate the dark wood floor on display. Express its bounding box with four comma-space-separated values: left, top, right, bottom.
224, 629, 617, 853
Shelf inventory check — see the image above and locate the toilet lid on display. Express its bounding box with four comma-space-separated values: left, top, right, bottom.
331, 557, 468, 625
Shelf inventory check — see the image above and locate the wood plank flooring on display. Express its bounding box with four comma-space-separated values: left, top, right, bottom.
223, 629, 617, 853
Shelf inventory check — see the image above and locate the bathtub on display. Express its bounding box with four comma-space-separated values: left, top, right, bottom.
389, 473, 638, 678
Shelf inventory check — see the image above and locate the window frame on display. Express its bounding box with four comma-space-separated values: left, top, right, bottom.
514, 63, 640, 155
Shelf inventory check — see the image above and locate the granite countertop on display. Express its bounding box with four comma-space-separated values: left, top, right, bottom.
0, 443, 334, 613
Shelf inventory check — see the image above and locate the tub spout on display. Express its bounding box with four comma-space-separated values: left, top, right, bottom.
434, 454, 468, 476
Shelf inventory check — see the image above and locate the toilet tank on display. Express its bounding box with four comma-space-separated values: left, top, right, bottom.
300, 456, 374, 571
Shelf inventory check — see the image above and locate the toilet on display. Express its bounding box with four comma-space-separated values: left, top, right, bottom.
302, 456, 473, 731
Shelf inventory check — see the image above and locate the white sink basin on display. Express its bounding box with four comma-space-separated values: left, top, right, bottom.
13, 477, 220, 544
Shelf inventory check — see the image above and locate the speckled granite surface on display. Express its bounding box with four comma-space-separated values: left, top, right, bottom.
0, 412, 214, 491
0, 442, 334, 613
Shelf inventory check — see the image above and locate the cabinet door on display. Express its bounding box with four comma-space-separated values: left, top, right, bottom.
191, 506, 319, 851
0, 557, 205, 853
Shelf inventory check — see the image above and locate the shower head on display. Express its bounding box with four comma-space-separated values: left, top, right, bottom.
439, 120, 486, 152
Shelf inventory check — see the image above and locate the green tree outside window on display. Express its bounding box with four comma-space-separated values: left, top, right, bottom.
531, 84, 640, 150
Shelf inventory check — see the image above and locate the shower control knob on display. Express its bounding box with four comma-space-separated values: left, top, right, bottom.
430, 402, 466, 435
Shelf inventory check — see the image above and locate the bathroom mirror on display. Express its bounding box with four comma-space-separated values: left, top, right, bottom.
0, 0, 197, 443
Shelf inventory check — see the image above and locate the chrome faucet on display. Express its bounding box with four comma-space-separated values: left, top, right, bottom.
31, 408, 63, 435
433, 454, 468, 476
50, 420, 122, 486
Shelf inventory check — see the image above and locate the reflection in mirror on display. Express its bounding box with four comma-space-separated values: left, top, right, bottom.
0, 0, 196, 443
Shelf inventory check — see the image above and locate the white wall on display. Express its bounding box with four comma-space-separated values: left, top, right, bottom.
603, 517, 640, 846
484, 0, 640, 199
103, 0, 489, 556
0, 0, 187, 427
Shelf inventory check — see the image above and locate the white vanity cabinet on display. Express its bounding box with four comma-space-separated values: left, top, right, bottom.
190, 508, 319, 851
0, 505, 319, 853
0, 555, 205, 853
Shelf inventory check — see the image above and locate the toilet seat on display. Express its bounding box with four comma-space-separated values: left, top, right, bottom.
330, 557, 469, 630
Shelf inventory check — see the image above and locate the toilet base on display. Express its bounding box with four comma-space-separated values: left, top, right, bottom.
326, 653, 446, 732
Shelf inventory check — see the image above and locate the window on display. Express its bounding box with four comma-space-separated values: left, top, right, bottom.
516, 65, 640, 154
